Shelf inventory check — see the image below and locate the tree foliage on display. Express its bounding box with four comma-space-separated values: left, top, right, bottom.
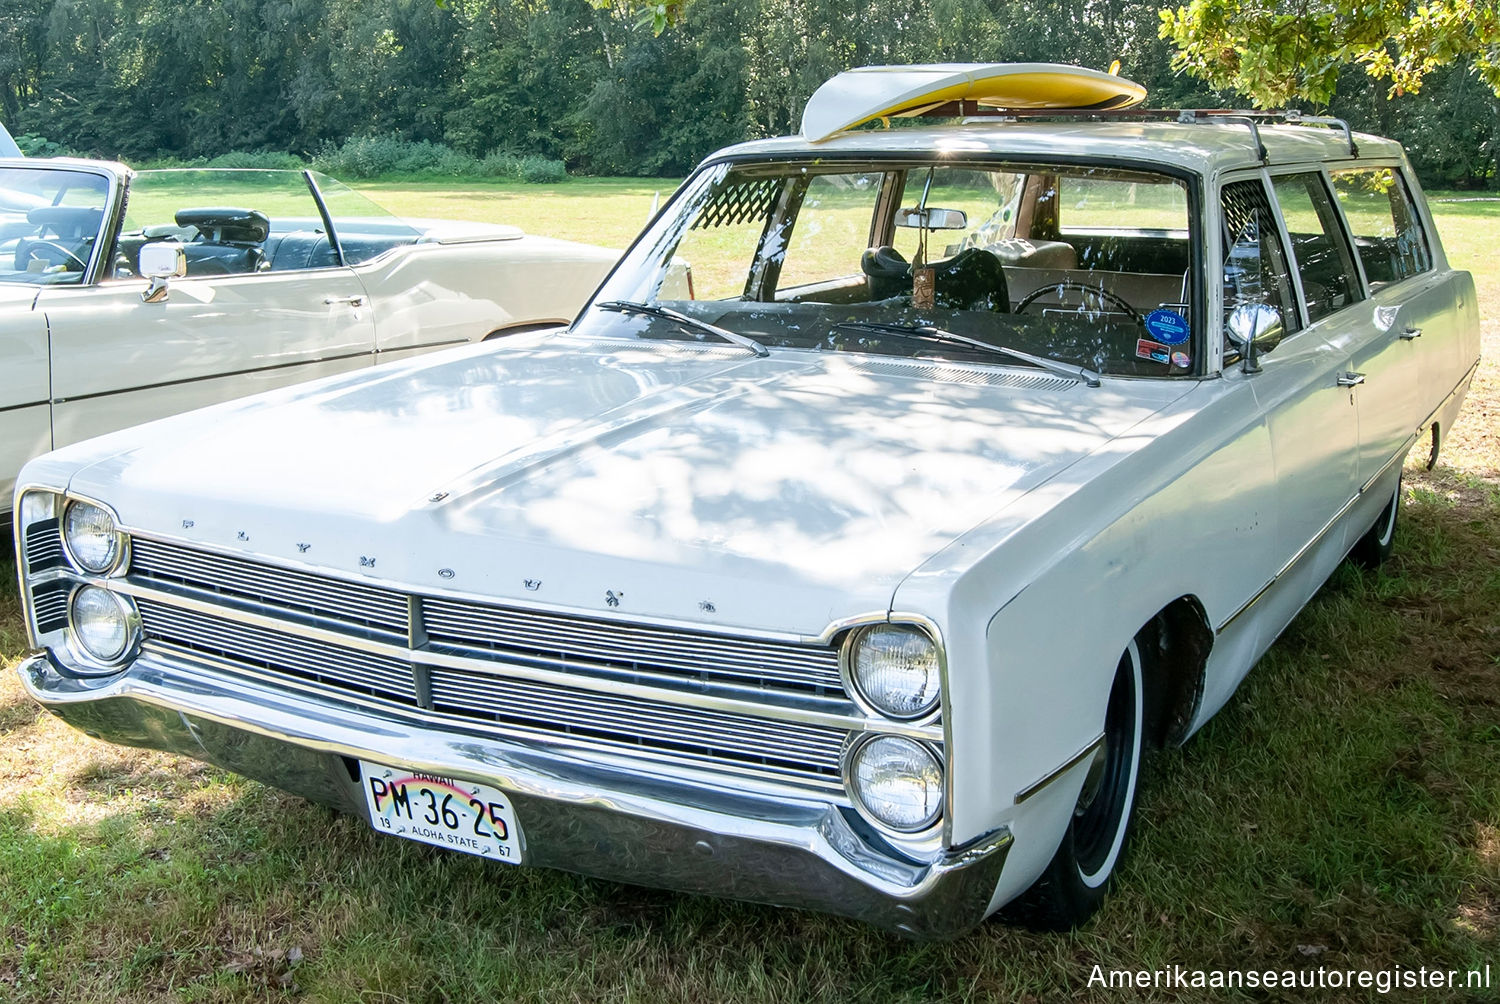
1160, 0, 1500, 107
0, 0, 1495, 186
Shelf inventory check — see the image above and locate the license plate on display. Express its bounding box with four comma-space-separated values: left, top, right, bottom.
360, 761, 522, 863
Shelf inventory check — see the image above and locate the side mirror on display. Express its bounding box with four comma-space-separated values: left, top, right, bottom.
139, 241, 186, 302
1225, 303, 1283, 374
894, 207, 968, 230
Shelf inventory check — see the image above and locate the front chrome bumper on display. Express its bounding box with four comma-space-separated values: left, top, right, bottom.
17, 651, 1010, 938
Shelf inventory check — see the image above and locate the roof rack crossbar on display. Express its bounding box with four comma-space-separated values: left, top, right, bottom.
920, 104, 1361, 161
1283, 111, 1359, 158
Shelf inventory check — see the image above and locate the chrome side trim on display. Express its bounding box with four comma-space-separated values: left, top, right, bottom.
1014, 732, 1105, 805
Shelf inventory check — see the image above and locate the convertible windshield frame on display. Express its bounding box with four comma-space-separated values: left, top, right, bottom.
0, 162, 120, 287
580, 150, 1208, 379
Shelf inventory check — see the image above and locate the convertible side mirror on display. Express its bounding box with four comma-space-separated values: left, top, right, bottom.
139, 241, 186, 303
1225, 303, 1283, 374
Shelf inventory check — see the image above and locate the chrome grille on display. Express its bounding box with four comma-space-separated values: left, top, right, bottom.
428, 670, 845, 786
423, 599, 843, 694
131, 538, 407, 636
122, 537, 873, 793
23, 519, 64, 574
138, 598, 416, 703
31, 580, 70, 634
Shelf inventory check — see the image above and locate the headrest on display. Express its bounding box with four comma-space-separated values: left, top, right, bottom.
27, 206, 104, 238
984, 237, 1077, 270
175, 207, 271, 244
860, 245, 910, 279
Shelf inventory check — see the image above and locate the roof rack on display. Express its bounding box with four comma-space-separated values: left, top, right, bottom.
923, 103, 1361, 163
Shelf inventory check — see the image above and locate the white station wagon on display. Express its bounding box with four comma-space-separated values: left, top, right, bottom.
11, 65, 1481, 936
0, 160, 617, 520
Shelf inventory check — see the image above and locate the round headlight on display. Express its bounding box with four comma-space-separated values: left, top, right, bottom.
69, 586, 135, 665
849, 625, 941, 719
64, 501, 122, 573
847, 735, 944, 833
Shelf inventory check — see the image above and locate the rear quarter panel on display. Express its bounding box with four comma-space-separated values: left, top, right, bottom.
362, 237, 618, 354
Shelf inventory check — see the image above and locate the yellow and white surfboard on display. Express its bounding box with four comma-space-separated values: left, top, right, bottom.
800, 63, 1147, 142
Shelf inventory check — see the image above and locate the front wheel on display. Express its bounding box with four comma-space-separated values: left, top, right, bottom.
1008, 639, 1145, 931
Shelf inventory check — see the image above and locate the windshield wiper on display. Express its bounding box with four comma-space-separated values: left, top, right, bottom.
835, 321, 1101, 388
595, 300, 769, 358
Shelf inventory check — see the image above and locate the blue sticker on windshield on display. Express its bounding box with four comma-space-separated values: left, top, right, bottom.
1144, 309, 1190, 345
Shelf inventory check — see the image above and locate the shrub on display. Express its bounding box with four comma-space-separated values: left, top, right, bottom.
205, 150, 305, 170
516, 156, 568, 184
312, 136, 568, 182
14, 133, 69, 158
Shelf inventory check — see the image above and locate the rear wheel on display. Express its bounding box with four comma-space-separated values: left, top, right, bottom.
1008, 639, 1145, 930
1349, 471, 1401, 569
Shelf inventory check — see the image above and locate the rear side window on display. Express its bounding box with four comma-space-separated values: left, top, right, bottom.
1329, 167, 1432, 286
1271, 173, 1362, 323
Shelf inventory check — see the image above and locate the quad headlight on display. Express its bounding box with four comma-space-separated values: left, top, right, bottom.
846, 625, 941, 720
846, 735, 945, 833
63, 500, 126, 574
68, 585, 137, 667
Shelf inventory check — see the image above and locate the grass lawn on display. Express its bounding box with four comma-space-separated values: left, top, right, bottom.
0, 182, 1496, 1002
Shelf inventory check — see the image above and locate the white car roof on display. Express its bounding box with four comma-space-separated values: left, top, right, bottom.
712, 119, 1405, 178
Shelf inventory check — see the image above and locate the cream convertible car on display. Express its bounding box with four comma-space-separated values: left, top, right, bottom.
12, 68, 1480, 937
0, 160, 617, 520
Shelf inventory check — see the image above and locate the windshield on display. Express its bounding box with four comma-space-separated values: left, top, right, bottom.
577, 159, 1199, 377
0, 167, 110, 285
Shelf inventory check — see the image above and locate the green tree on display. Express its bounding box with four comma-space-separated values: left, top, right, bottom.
1160, 0, 1500, 107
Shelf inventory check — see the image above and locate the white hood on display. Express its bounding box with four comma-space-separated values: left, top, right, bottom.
56, 334, 1186, 634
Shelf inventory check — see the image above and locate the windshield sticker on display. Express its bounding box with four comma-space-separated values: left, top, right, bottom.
1144, 309, 1191, 345
1136, 339, 1171, 363
1171, 351, 1191, 368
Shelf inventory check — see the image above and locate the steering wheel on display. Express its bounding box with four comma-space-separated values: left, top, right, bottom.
1015, 281, 1144, 327
24, 239, 88, 271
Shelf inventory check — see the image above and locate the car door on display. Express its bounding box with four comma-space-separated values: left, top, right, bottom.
0, 285, 49, 508
0, 161, 116, 508
1223, 173, 1361, 587
1328, 164, 1453, 481
37, 169, 376, 450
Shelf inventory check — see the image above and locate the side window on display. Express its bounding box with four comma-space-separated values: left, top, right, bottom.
1220, 178, 1300, 353
1328, 167, 1432, 287
1270, 173, 1362, 323
113, 170, 337, 280
775, 173, 883, 293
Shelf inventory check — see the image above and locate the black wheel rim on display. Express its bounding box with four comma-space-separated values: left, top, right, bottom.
1073, 652, 1137, 877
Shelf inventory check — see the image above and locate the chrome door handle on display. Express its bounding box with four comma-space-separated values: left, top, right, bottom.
324, 295, 366, 307
1399, 326, 1422, 340
1337, 371, 1366, 387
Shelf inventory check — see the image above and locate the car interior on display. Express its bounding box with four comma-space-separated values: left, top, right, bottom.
112, 210, 428, 278
640, 164, 1198, 377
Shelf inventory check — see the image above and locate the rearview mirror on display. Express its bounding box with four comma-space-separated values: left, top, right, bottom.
139, 241, 186, 303
894, 207, 967, 230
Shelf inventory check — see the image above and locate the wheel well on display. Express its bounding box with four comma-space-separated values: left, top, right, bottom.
1136, 596, 1212, 748
483, 321, 568, 340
